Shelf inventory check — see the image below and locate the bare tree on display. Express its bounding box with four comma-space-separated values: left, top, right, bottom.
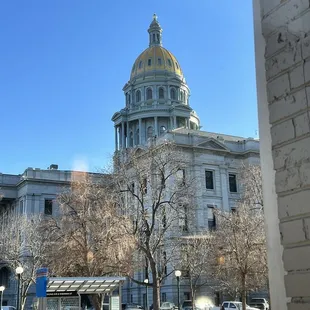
44, 173, 135, 310
207, 164, 267, 310
112, 142, 195, 310
0, 213, 49, 310
176, 235, 212, 310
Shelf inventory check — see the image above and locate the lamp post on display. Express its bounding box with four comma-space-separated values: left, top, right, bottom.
16, 266, 24, 310
175, 270, 181, 310
144, 279, 149, 310
0, 286, 5, 310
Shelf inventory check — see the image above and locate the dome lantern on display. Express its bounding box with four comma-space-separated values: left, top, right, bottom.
148, 13, 163, 47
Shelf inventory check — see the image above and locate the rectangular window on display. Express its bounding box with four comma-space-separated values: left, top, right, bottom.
229, 173, 237, 192
184, 292, 191, 301
207, 205, 216, 231
142, 178, 147, 194
148, 58, 152, 66
162, 293, 167, 302
44, 199, 53, 215
179, 205, 188, 232
130, 295, 133, 303
176, 169, 185, 186
205, 170, 214, 190
158, 58, 162, 65
144, 256, 148, 280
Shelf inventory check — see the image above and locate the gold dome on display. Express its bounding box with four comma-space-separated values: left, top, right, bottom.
130, 46, 183, 80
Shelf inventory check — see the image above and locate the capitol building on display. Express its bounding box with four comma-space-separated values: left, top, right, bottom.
0, 15, 259, 310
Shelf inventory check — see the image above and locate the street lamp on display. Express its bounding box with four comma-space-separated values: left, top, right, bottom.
144, 279, 149, 310
175, 270, 181, 310
0, 286, 5, 310
16, 266, 24, 310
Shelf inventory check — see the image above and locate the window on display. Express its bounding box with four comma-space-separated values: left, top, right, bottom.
127, 93, 131, 105
139, 61, 143, 69
175, 62, 179, 69
179, 205, 188, 232
162, 251, 167, 276
147, 126, 153, 139
180, 91, 184, 102
159, 87, 164, 99
162, 207, 167, 228
207, 205, 216, 231
148, 58, 152, 66
229, 173, 237, 192
129, 131, 133, 147
158, 58, 162, 65
176, 169, 185, 186
170, 88, 176, 100
142, 178, 147, 194
136, 129, 140, 145
156, 33, 160, 42
223, 303, 229, 309
0, 267, 10, 287
146, 88, 152, 100
130, 295, 133, 303
231, 207, 236, 213
168, 59, 172, 66
144, 256, 148, 279
136, 90, 141, 102
160, 126, 166, 135
153, 33, 155, 42
44, 199, 53, 215
161, 293, 167, 302
184, 292, 191, 301
230, 304, 237, 309
19, 200, 24, 214
205, 170, 214, 190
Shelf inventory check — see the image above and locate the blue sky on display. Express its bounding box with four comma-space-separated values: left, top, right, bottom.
0, 1, 257, 174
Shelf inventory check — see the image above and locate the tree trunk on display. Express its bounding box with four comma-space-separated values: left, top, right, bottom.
149, 258, 160, 310
152, 278, 161, 310
241, 275, 246, 310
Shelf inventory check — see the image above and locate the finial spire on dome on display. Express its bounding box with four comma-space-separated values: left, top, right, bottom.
148, 13, 162, 47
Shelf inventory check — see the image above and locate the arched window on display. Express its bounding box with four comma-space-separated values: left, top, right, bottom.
0, 267, 10, 287
159, 88, 164, 99
180, 91, 184, 102
170, 88, 176, 100
147, 126, 153, 139
160, 126, 166, 135
146, 88, 152, 100
136, 129, 140, 145
153, 34, 156, 42
129, 131, 134, 147
167, 59, 172, 66
139, 61, 143, 69
136, 90, 141, 103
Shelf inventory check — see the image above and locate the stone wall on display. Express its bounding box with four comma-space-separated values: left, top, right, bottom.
254, 0, 310, 309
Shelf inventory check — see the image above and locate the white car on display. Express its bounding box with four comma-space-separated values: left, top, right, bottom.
160, 302, 177, 310
212, 301, 260, 310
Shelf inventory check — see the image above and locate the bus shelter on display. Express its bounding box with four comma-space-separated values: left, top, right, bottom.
38, 277, 125, 310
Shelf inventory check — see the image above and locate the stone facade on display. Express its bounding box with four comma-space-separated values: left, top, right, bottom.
253, 0, 310, 309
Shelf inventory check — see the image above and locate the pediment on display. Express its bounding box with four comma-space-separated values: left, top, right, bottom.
197, 139, 229, 151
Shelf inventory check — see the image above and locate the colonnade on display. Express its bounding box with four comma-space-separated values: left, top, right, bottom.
114, 115, 191, 150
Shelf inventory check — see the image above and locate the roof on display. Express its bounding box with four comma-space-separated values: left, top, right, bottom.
47, 277, 126, 294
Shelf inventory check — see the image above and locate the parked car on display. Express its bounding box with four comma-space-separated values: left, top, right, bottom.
212, 301, 260, 310
248, 298, 269, 310
182, 300, 202, 310
160, 302, 177, 310
1, 307, 16, 310
123, 304, 144, 310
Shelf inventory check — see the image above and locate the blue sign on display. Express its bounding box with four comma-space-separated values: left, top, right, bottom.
36, 268, 48, 297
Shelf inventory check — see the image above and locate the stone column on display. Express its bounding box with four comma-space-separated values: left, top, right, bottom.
253, 0, 310, 309
115, 126, 118, 151
154, 116, 158, 136
121, 122, 125, 149
219, 166, 229, 211
126, 121, 130, 147
139, 118, 142, 145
